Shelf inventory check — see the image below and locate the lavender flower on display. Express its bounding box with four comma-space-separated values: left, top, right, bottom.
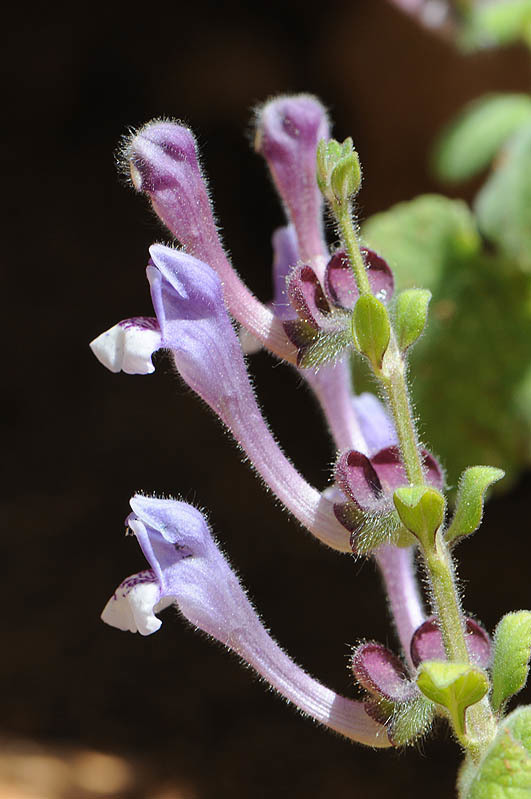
103, 495, 391, 748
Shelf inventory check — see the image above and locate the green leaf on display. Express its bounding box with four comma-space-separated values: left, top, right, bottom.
393, 486, 445, 546
394, 288, 431, 352
417, 661, 489, 740
445, 466, 505, 546
432, 94, 531, 182
491, 611, 531, 713
352, 294, 390, 370
475, 121, 531, 270
458, 706, 531, 799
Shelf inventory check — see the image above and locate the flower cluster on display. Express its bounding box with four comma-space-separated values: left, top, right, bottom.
91, 94, 529, 766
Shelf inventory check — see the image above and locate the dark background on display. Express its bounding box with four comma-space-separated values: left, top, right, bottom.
4, 1, 531, 797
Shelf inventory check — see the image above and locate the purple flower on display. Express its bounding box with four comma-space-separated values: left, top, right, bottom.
102, 495, 391, 749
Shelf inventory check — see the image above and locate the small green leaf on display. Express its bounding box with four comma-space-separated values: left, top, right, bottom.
393, 486, 445, 546
432, 94, 531, 182
417, 661, 489, 740
395, 288, 431, 352
458, 706, 531, 799
352, 294, 390, 370
445, 466, 505, 546
491, 611, 531, 713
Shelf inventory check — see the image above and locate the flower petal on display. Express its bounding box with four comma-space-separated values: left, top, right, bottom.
89, 317, 161, 374
101, 570, 167, 635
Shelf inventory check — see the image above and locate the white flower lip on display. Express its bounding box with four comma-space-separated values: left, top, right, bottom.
90, 318, 162, 375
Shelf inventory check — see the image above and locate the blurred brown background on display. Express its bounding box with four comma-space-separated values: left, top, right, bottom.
3, 0, 531, 797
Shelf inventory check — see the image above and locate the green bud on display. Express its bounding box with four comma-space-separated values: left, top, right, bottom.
445, 466, 505, 546
491, 611, 531, 713
417, 661, 489, 741
317, 137, 361, 207
352, 294, 391, 370
394, 288, 431, 352
393, 485, 446, 546
458, 706, 531, 799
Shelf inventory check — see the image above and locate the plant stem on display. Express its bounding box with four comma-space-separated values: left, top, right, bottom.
336, 204, 371, 295
334, 201, 497, 754
381, 338, 426, 485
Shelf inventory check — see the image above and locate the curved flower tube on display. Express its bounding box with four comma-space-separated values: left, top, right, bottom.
102, 495, 391, 748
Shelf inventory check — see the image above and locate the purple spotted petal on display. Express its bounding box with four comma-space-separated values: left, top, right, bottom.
351, 393, 398, 456
255, 95, 329, 269
410, 617, 491, 669
335, 450, 383, 512
324, 248, 394, 310
102, 496, 390, 748
352, 642, 417, 703
90, 317, 162, 375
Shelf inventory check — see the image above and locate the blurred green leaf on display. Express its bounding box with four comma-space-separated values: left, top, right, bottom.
432, 94, 531, 182
475, 121, 531, 270
460, 0, 531, 50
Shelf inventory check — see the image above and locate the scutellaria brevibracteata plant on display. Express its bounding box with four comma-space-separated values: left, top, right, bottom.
91, 96, 531, 797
